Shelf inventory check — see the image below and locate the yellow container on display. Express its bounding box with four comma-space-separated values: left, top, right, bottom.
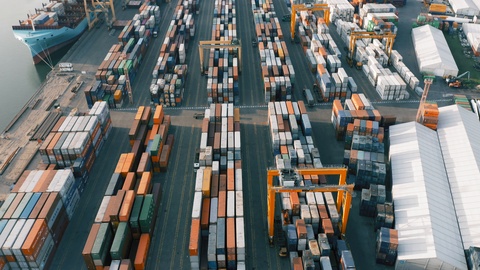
114, 90, 123, 102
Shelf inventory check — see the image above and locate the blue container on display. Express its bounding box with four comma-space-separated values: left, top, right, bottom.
20, 192, 41, 219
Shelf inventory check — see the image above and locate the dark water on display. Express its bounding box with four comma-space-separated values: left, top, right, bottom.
0, 0, 70, 132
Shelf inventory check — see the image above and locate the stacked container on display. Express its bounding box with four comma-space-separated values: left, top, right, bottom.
359, 184, 386, 217
418, 102, 439, 130
205, 0, 239, 104
83, 105, 172, 269
189, 104, 244, 269
0, 169, 86, 269
86, 5, 161, 109
375, 227, 398, 266
252, 0, 295, 102
390, 50, 420, 91
150, 0, 197, 107
331, 95, 387, 141
128, 105, 174, 172
268, 100, 356, 268
325, 0, 355, 24
38, 101, 111, 179
374, 203, 394, 231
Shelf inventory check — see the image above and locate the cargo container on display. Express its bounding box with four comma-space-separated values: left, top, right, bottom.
91, 222, 113, 267
83, 223, 101, 270
129, 196, 144, 239
110, 222, 132, 260
134, 233, 150, 270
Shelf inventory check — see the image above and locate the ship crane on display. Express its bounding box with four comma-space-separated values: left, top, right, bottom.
83, 0, 116, 30
266, 167, 353, 245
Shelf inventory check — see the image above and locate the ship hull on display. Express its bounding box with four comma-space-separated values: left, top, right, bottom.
13, 18, 88, 65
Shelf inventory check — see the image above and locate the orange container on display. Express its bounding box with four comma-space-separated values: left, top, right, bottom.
293, 257, 303, 269
11, 171, 30, 193
122, 172, 137, 191
201, 198, 210, 230
189, 219, 201, 257
153, 105, 164, 124
33, 169, 56, 192
149, 125, 160, 141
83, 223, 101, 270
332, 99, 343, 117
119, 259, 133, 270
22, 219, 49, 261
290, 192, 300, 216
202, 168, 212, 197
218, 191, 226, 218
115, 154, 127, 175
226, 218, 236, 257
297, 101, 307, 115
133, 106, 145, 121
137, 172, 152, 196
119, 190, 136, 222
351, 94, 364, 110
121, 153, 135, 178
227, 169, 234, 191
134, 234, 151, 270
28, 193, 49, 219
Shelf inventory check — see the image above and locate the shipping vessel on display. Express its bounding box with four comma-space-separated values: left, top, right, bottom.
12, 0, 88, 65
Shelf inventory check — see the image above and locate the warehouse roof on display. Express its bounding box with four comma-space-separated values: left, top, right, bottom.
437, 105, 480, 250
449, 0, 480, 15
389, 122, 467, 269
411, 25, 458, 77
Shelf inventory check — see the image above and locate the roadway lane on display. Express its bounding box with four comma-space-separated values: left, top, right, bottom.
237, 0, 264, 106
49, 111, 135, 269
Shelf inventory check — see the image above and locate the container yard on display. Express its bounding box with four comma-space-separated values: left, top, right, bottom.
2, 0, 480, 269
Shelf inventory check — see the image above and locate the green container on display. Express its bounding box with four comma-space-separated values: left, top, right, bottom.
139, 194, 154, 234
110, 222, 132, 260
125, 60, 133, 74
129, 196, 144, 238
150, 135, 162, 156
91, 223, 113, 265
119, 60, 126, 75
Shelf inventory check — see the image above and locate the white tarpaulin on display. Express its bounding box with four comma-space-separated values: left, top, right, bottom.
462, 23, 480, 53
449, 0, 480, 16
411, 25, 459, 77
390, 122, 467, 270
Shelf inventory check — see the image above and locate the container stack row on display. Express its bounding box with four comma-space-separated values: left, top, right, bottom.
39, 101, 112, 176
85, 4, 161, 109
205, 0, 239, 104
268, 100, 356, 269
325, 0, 355, 24
0, 168, 86, 269
376, 227, 398, 266
189, 104, 245, 270
150, 0, 197, 107
374, 203, 394, 231
128, 105, 174, 172
418, 102, 439, 130
83, 105, 173, 270
359, 184, 386, 217
358, 47, 409, 100
252, 0, 295, 102
331, 94, 389, 141
390, 50, 420, 91
455, 95, 473, 111
296, 16, 359, 102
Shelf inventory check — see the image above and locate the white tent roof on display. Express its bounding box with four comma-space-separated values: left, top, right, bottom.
449, 0, 480, 16
411, 25, 459, 77
437, 105, 480, 249
462, 23, 480, 52
389, 122, 466, 269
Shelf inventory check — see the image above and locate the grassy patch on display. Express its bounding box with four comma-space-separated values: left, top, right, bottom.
444, 32, 480, 88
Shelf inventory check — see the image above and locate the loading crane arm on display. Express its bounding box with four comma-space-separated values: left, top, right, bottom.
267, 167, 353, 245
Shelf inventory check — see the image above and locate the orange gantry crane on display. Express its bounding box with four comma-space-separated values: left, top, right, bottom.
290, 3, 330, 41
266, 167, 354, 245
